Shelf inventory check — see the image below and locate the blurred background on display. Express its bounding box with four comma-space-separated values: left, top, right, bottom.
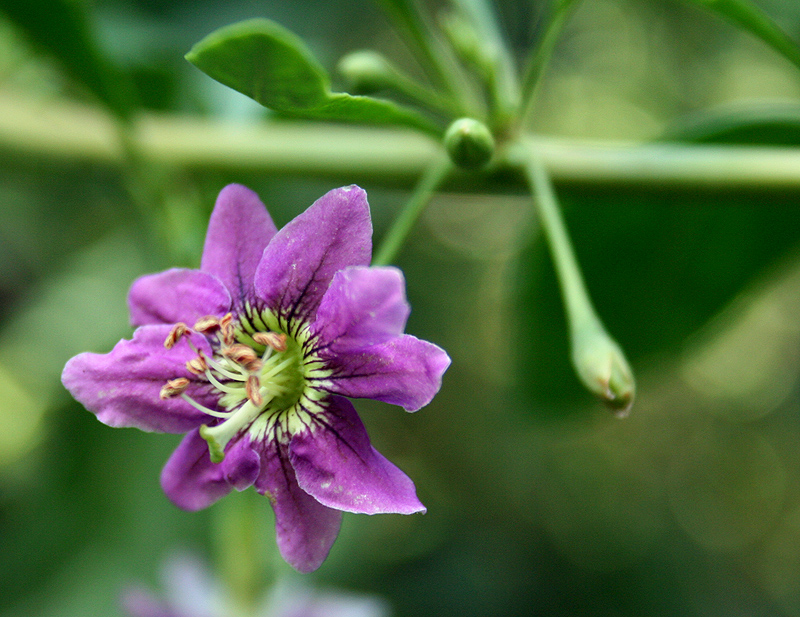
2, 0, 800, 615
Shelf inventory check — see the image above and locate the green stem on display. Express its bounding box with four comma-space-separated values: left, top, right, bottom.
517, 0, 583, 130
450, 0, 520, 130
372, 153, 452, 266
212, 490, 273, 617
522, 147, 635, 414
374, 0, 481, 116
8, 92, 800, 190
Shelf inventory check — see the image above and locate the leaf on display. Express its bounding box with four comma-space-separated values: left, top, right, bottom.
661, 102, 800, 146
0, 0, 134, 118
186, 18, 441, 135
683, 0, 800, 72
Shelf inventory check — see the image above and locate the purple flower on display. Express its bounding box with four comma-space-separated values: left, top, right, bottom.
122, 552, 390, 617
62, 184, 449, 572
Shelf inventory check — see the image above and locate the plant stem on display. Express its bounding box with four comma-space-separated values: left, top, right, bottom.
523, 147, 635, 413
7, 92, 800, 190
212, 491, 272, 617
372, 152, 452, 266
518, 0, 583, 130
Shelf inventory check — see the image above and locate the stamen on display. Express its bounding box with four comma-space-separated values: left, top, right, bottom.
164, 323, 189, 349
204, 368, 244, 395
246, 375, 263, 406
186, 353, 209, 375
160, 377, 190, 399
219, 313, 235, 346
194, 315, 221, 333
179, 393, 234, 418
223, 344, 262, 372
253, 331, 288, 352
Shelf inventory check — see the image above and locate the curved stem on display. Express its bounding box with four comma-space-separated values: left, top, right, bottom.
372, 152, 453, 266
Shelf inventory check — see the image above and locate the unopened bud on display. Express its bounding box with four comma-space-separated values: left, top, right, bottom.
337, 50, 395, 94
572, 326, 635, 417
444, 118, 495, 170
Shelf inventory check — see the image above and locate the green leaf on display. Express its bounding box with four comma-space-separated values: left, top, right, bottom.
0, 0, 134, 118
683, 0, 800, 72
186, 18, 441, 135
661, 102, 800, 146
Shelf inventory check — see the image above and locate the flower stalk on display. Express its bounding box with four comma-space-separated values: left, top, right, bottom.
372, 152, 453, 266
524, 151, 635, 415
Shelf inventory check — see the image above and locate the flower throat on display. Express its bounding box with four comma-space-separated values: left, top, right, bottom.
159, 311, 307, 462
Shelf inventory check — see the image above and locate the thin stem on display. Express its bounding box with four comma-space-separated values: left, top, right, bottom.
375, 0, 481, 116
526, 149, 594, 330
450, 0, 520, 130
372, 153, 453, 266
518, 0, 583, 130
523, 146, 635, 413
212, 490, 272, 617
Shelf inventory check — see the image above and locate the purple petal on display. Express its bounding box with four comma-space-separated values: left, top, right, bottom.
121, 588, 181, 617
201, 184, 278, 308
314, 336, 451, 412
220, 433, 261, 491
254, 440, 342, 573
254, 186, 371, 326
161, 429, 232, 511
311, 266, 410, 349
62, 325, 217, 433
128, 268, 231, 327
290, 396, 425, 515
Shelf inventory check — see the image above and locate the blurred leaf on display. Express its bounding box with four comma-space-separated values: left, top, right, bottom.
0, 0, 134, 118
186, 19, 440, 135
661, 102, 800, 146
683, 0, 800, 72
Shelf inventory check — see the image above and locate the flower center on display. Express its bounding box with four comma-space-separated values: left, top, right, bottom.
160, 311, 312, 463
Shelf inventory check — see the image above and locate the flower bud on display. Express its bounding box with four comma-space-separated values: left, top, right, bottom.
444, 118, 495, 170
337, 50, 396, 94
572, 326, 635, 417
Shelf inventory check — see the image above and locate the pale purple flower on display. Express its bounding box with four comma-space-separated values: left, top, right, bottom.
122, 553, 390, 617
62, 184, 449, 572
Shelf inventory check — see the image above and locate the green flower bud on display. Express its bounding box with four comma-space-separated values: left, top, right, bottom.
444, 118, 495, 170
572, 324, 635, 417
337, 50, 395, 94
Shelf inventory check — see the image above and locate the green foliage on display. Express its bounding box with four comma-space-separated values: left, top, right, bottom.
0, 0, 134, 118
186, 18, 441, 135
685, 0, 800, 71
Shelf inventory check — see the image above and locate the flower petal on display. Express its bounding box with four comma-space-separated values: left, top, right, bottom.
290, 396, 425, 515
201, 184, 278, 308
314, 336, 451, 411
220, 433, 261, 491
254, 440, 342, 573
311, 266, 409, 350
161, 429, 232, 511
254, 186, 371, 326
128, 268, 232, 327
62, 325, 217, 433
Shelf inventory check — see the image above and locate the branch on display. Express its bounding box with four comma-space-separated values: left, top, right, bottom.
3, 90, 800, 190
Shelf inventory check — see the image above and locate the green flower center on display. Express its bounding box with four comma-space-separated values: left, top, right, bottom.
160, 309, 326, 463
